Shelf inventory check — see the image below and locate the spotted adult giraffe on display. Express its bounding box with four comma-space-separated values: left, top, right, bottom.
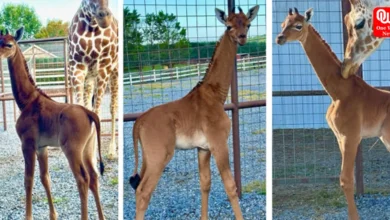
68, 0, 118, 158
129, 6, 259, 219
342, 0, 389, 78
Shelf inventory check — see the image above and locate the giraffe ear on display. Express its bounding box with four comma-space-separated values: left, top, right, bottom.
247, 5, 259, 22
14, 27, 24, 42
215, 8, 227, 25
305, 8, 313, 22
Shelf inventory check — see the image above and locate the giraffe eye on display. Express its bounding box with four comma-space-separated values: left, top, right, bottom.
355, 18, 366, 30
294, 25, 302, 30
227, 26, 232, 30
247, 24, 251, 29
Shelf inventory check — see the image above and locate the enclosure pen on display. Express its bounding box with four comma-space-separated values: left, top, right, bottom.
123, 0, 266, 218
273, 0, 390, 219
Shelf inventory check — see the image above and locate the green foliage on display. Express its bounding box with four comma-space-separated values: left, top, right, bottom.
34, 19, 69, 39
144, 11, 186, 46
0, 4, 41, 39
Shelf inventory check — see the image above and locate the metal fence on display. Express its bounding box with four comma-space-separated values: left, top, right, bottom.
123, 0, 266, 218
0, 37, 115, 137
272, 0, 390, 199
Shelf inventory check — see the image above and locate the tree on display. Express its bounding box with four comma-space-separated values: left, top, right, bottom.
34, 20, 69, 39
124, 8, 144, 71
143, 11, 187, 67
0, 4, 41, 39
144, 11, 186, 46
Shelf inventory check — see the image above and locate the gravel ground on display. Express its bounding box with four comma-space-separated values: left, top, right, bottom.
273, 128, 390, 219
0, 94, 118, 219
275, 187, 390, 219
123, 69, 266, 219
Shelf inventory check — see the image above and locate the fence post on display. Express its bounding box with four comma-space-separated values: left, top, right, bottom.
342, 0, 364, 196
63, 38, 71, 104
176, 67, 179, 79
243, 57, 246, 71
228, 0, 242, 199
0, 61, 6, 131
197, 63, 200, 78
153, 69, 156, 82
130, 74, 133, 85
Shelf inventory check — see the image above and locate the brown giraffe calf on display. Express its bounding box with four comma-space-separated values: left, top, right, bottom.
276, 7, 390, 220
129, 5, 259, 220
0, 28, 105, 220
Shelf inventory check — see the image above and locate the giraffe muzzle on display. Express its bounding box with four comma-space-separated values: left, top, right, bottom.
96, 9, 113, 28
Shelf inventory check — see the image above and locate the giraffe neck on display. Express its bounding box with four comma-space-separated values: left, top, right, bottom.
7, 47, 47, 110
197, 31, 237, 103
300, 25, 345, 100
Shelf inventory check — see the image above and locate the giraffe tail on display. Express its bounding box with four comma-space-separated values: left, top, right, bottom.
129, 119, 141, 190
85, 108, 105, 176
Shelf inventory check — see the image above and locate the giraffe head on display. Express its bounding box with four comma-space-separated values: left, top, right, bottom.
275, 7, 313, 45
82, 0, 113, 28
342, 0, 380, 78
215, 5, 259, 45
0, 27, 24, 59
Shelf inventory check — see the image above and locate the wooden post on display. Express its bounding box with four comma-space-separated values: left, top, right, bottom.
342, 0, 364, 196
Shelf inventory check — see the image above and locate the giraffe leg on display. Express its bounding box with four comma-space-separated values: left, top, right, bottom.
37, 147, 58, 220
94, 69, 109, 157
83, 135, 105, 220
84, 77, 95, 111
71, 69, 86, 106
63, 146, 89, 220
338, 135, 361, 220
108, 68, 118, 158
22, 140, 36, 220
198, 149, 211, 220
210, 140, 243, 220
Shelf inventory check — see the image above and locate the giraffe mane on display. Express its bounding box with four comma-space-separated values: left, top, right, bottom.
187, 34, 223, 94
20, 50, 52, 100
309, 25, 342, 66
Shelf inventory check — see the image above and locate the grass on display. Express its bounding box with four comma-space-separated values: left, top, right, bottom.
238, 90, 266, 101
273, 184, 346, 217
130, 63, 189, 72
252, 128, 266, 135
43, 197, 68, 204
110, 177, 119, 186
242, 180, 266, 195
133, 82, 175, 90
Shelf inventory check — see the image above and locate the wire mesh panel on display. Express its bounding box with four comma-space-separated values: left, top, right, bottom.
273, 0, 343, 186
123, 0, 266, 218
273, 0, 390, 218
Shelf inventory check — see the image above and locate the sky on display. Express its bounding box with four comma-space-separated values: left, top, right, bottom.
123, 0, 266, 41
1, 0, 118, 25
